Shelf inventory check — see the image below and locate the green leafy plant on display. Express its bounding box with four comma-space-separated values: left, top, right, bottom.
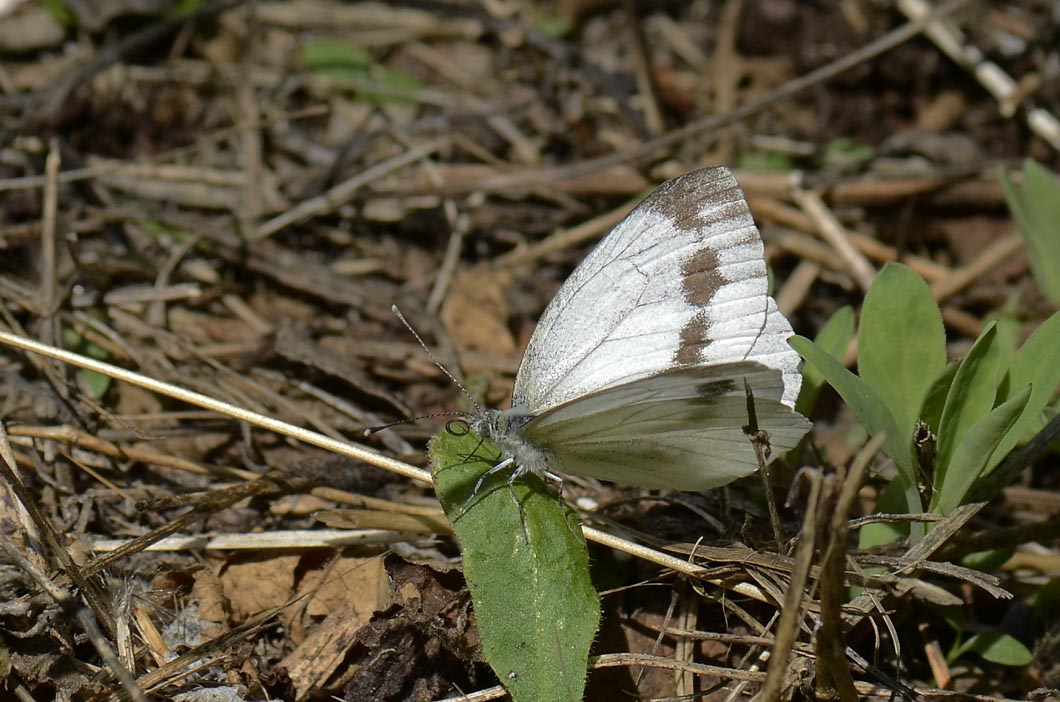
736, 150, 796, 173
430, 427, 599, 702
1000, 160, 1060, 304
819, 138, 876, 172
792, 263, 1060, 547
61, 328, 112, 400
934, 606, 1034, 667
42, 0, 75, 26
534, 13, 574, 39
301, 37, 424, 105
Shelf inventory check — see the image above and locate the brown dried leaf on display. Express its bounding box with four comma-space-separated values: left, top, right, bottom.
441, 265, 516, 358
190, 564, 229, 630
221, 555, 300, 622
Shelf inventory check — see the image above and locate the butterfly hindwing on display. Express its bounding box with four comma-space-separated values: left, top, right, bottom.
521, 362, 810, 490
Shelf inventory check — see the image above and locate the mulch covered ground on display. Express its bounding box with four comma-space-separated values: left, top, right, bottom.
0, 1, 1057, 700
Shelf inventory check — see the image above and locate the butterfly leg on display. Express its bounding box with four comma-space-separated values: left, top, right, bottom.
541, 469, 564, 497
505, 468, 535, 545
541, 470, 584, 541
457, 455, 515, 518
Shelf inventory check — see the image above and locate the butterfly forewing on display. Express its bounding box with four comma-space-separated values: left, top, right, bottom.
746, 298, 803, 407
512, 167, 799, 415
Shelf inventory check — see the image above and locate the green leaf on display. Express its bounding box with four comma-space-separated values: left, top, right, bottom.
993, 310, 1060, 460
991, 315, 1020, 392
1000, 160, 1060, 304
796, 306, 855, 417
933, 604, 966, 633
935, 322, 1001, 477
858, 263, 946, 446
535, 13, 574, 39
43, 0, 75, 25
792, 336, 913, 484
959, 548, 1013, 573
357, 68, 424, 105
301, 38, 373, 77
932, 385, 1031, 515
920, 362, 958, 434
173, 0, 205, 16
957, 632, 1033, 666
736, 150, 795, 173
1028, 576, 1060, 612
300, 38, 423, 104
79, 369, 112, 400
820, 137, 875, 171
430, 427, 599, 702
61, 330, 112, 399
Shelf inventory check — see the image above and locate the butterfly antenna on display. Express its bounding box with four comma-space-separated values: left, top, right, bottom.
391, 305, 482, 412
364, 410, 465, 437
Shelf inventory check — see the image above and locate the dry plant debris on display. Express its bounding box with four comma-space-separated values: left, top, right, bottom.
0, 1, 1058, 701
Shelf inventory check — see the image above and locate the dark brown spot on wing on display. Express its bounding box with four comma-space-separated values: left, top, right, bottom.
675, 242, 726, 365
692, 378, 738, 400
681, 247, 724, 306
638, 168, 747, 234
641, 168, 764, 366
675, 315, 711, 364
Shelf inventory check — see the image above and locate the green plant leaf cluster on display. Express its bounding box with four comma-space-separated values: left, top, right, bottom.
301, 37, 423, 105
430, 427, 599, 702
793, 263, 1060, 538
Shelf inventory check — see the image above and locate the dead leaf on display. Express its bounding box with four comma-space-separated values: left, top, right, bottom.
441, 265, 516, 358
221, 555, 300, 622
190, 564, 229, 633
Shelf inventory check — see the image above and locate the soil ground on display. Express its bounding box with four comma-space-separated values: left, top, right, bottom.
0, 1, 1058, 701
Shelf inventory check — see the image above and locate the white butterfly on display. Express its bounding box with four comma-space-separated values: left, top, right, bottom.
467, 167, 810, 491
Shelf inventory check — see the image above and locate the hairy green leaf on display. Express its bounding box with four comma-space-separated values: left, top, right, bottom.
430, 427, 599, 702
301, 37, 372, 77
993, 310, 1060, 460
920, 362, 958, 434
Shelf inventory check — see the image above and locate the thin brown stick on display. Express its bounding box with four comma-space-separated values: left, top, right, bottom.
814, 436, 883, 702
775, 259, 821, 316
929, 234, 1026, 302
622, 0, 664, 137
761, 471, 821, 701
251, 137, 448, 240
791, 186, 877, 291
495, 198, 636, 268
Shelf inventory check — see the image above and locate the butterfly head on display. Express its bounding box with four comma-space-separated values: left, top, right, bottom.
466, 405, 551, 479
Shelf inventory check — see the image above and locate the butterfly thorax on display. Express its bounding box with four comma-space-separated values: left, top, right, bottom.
466, 406, 551, 478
